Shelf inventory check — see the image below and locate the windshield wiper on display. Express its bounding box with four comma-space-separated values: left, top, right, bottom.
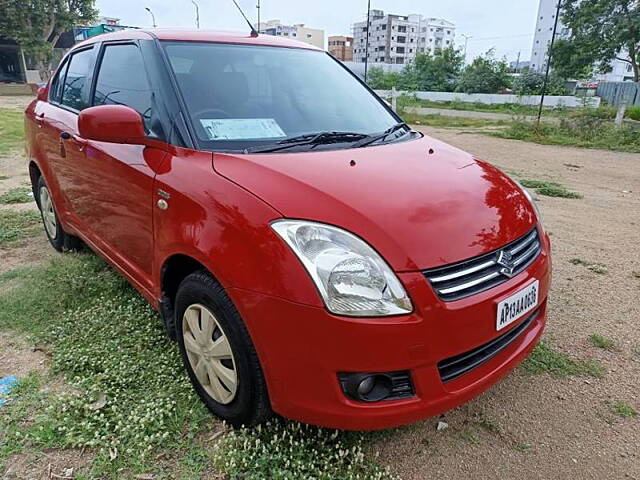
244, 131, 369, 153
351, 123, 411, 148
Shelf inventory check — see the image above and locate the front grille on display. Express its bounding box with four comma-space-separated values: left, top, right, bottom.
437, 308, 539, 382
423, 228, 541, 302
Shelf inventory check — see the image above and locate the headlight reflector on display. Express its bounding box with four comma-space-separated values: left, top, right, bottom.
271, 220, 413, 317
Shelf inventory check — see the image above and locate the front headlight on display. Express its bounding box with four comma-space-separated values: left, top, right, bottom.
271, 220, 413, 317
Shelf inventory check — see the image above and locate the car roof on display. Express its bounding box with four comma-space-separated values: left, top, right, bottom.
73, 28, 322, 51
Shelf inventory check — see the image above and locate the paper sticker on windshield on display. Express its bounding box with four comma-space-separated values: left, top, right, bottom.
199, 119, 286, 141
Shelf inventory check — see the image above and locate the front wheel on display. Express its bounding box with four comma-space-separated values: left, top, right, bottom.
175, 271, 272, 427
36, 176, 82, 252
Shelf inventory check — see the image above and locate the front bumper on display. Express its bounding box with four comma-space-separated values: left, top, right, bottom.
229, 231, 551, 430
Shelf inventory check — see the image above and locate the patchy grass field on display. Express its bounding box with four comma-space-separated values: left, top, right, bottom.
399, 108, 640, 153
1, 95, 638, 479
495, 119, 640, 153
0, 108, 24, 157
0, 210, 41, 247
0, 255, 394, 479
0, 186, 33, 205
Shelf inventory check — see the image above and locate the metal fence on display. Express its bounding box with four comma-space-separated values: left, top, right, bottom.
596, 82, 640, 107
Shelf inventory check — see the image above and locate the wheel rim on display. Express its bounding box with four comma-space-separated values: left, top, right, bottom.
182, 303, 238, 404
39, 186, 57, 239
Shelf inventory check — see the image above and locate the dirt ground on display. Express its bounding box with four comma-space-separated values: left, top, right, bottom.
1, 95, 638, 479
370, 127, 640, 480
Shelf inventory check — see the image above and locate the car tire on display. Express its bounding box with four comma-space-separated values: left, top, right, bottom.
175, 270, 272, 427
36, 176, 82, 252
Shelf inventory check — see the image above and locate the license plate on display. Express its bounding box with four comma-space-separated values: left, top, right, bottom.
496, 280, 539, 331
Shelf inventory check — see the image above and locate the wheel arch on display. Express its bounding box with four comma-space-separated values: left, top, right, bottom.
28, 160, 42, 208
159, 252, 223, 340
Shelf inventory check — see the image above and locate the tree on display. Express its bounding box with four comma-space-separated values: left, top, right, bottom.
512, 70, 568, 96
403, 47, 464, 92
366, 67, 402, 90
551, 0, 639, 82
0, 0, 96, 73
456, 50, 512, 93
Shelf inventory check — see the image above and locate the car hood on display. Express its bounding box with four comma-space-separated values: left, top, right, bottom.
212, 134, 537, 271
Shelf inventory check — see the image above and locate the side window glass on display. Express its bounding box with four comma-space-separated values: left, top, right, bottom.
93, 44, 154, 134
50, 60, 69, 103
61, 48, 94, 110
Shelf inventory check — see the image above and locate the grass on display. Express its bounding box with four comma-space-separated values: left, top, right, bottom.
494, 119, 640, 153
0, 108, 24, 156
0, 176, 10, 181
459, 429, 481, 445
0, 210, 41, 247
609, 401, 638, 418
398, 96, 566, 117
521, 341, 605, 378
215, 421, 394, 479
399, 96, 640, 122
401, 111, 508, 129
569, 258, 608, 275
0, 186, 33, 205
626, 105, 640, 122
0, 255, 394, 479
520, 180, 582, 199
589, 334, 616, 351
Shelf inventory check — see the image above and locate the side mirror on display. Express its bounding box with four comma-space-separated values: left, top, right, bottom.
36, 85, 48, 102
78, 105, 146, 144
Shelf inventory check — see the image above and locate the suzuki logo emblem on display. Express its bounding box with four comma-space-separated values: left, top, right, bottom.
496, 250, 516, 278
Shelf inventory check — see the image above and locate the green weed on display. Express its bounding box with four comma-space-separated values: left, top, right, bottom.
0, 186, 33, 204
521, 341, 605, 378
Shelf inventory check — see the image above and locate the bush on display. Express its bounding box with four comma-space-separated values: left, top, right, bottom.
456, 49, 511, 94
626, 105, 640, 121
512, 70, 567, 96
496, 116, 640, 153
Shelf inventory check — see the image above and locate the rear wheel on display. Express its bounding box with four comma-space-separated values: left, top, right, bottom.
175, 271, 272, 427
37, 177, 82, 252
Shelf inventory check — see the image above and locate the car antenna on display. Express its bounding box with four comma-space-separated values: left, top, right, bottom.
231, 0, 259, 37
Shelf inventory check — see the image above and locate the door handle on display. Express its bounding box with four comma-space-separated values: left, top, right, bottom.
60, 131, 87, 152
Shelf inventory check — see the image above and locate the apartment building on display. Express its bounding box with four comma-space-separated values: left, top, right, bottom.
258, 20, 325, 49
328, 36, 354, 61
531, 0, 634, 82
352, 10, 455, 65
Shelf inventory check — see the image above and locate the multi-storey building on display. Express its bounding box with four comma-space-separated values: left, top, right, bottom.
530, 0, 634, 82
328, 36, 354, 61
258, 20, 325, 49
352, 10, 455, 65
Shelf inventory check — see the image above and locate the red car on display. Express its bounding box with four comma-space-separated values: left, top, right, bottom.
25, 29, 551, 430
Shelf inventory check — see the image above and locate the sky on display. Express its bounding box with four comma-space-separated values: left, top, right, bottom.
95, 0, 541, 63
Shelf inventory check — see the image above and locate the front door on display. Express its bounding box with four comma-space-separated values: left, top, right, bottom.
73, 42, 164, 290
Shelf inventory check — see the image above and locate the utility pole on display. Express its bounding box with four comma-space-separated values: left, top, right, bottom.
461, 34, 472, 63
364, 0, 371, 83
514, 51, 521, 73
191, 0, 200, 28
537, 1, 562, 127
257, 0, 261, 33
145, 7, 157, 28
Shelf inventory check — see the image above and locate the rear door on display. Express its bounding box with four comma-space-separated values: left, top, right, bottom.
75, 41, 166, 289
39, 47, 96, 226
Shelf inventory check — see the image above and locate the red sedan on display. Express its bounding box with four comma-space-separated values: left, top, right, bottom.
24, 29, 551, 430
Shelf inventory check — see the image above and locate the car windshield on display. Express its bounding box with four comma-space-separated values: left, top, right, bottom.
162, 41, 403, 152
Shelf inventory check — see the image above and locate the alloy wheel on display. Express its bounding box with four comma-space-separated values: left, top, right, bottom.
182, 303, 238, 404
39, 186, 57, 239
